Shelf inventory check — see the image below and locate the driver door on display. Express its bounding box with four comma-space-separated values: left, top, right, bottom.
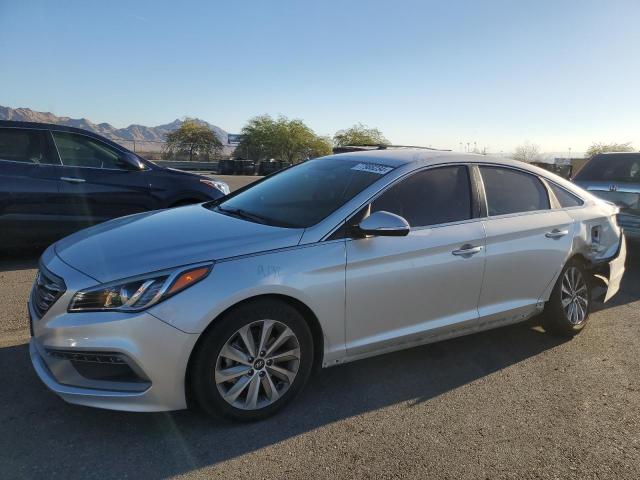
345, 165, 486, 358
50, 130, 155, 229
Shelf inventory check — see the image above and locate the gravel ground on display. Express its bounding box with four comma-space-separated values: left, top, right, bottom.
0, 176, 638, 479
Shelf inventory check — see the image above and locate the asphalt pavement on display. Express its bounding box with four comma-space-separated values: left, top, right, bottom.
1, 176, 639, 479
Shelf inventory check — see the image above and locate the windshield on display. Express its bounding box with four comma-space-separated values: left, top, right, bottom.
212, 158, 395, 228
574, 154, 640, 183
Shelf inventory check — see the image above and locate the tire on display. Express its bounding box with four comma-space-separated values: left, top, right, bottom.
542, 258, 591, 336
190, 298, 314, 422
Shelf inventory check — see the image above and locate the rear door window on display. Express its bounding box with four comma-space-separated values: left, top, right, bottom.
52, 131, 124, 169
0, 128, 53, 164
371, 165, 472, 227
480, 166, 550, 216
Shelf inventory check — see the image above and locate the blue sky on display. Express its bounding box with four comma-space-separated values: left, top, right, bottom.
1, 0, 639, 153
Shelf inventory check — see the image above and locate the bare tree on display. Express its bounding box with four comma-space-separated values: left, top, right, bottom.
512, 142, 541, 163
586, 142, 633, 158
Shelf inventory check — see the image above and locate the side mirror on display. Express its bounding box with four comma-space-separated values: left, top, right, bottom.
357, 211, 410, 237
119, 152, 145, 170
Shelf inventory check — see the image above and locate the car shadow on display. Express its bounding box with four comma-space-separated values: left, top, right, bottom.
0, 321, 568, 479
0, 247, 43, 273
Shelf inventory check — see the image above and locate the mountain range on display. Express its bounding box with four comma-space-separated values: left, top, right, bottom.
0, 106, 230, 152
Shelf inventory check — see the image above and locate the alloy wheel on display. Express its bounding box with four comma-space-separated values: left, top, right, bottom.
214, 320, 301, 410
560, 266, 589, 325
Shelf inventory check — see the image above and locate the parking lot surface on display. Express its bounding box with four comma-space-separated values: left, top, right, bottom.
1, 175, 639, 479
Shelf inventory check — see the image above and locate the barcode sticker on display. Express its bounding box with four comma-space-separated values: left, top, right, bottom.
351, 163, 393, 175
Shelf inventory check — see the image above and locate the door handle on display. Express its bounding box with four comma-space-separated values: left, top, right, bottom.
60, 177, 86, 183
452, 244, 483, 256
545, 229, 569, 239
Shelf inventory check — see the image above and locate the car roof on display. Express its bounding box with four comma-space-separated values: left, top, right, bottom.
593, 151, 640, 157
0, 120, 133, 153
328, 148, 530, 169
327, 148, 587, 196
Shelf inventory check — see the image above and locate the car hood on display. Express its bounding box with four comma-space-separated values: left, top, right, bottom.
55, 205, 305, 283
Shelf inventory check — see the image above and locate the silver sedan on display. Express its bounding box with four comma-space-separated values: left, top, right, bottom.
29, 149, 626, 421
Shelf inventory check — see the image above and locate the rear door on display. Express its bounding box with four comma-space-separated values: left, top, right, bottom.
0, 127, 64, 243
50, 130, 155, 228
345, 165, 486, 357
477, 165, 574, 326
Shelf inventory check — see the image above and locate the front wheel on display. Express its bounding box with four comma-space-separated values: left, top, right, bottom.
542, 258, 591, 336
190, 299, 314, 421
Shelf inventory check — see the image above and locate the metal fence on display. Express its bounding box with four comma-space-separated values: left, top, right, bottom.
112, 139, 234, 162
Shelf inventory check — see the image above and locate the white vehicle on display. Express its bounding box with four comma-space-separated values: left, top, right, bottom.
29, 149, 626, 421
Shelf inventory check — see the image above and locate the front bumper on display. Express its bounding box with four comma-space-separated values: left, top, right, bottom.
29, 247, 199, 412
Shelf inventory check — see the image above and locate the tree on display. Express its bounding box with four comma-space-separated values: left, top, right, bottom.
585, 142, 633, 158
237, 115, 332, 163
512, 142, 540, 163
333, 123, 389, 147
163, 119, 223, 161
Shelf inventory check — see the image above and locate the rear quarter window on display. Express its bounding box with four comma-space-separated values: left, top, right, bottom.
548, 182, 584, 208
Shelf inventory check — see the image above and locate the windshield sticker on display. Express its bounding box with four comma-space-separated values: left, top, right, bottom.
351, 162, 393, 175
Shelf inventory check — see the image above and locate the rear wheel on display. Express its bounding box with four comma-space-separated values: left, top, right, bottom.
190, 299, 313, 421
542, 258, 591, 336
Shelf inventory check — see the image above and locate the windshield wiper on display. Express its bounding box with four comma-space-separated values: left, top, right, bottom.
216, 206, 269, 225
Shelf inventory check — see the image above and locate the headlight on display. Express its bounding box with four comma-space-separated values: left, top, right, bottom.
200, 178, 230, 195
69, 263, 212, 312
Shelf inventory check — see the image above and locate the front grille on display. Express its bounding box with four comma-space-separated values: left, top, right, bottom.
31, 267, 66, 319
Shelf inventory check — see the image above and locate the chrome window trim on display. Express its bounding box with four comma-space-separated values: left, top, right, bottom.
307, 157, 591, 244
475, 161, 588, 205
320, 162, 477, 241
0, 157, 59, 167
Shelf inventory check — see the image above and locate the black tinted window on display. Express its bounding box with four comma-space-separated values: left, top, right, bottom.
215, 158, 394, 228
481, 167, 549, 215
573, 154, 640, 183
53, 131, 123, 169
371, 166, 472, 227
0, 128, 52, 164
548, 183, 583, 208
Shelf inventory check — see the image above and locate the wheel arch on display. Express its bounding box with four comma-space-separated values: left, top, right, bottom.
184, 293, 325, 404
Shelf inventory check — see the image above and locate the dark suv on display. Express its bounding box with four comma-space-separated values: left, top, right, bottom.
0, 121, 229, 247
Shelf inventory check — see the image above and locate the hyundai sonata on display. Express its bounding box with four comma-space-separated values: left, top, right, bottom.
29, 149, 626, 421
